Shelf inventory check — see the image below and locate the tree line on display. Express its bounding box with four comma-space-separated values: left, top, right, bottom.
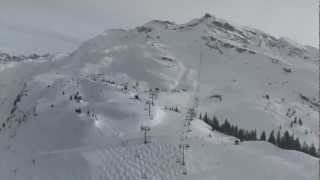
266, 129, 317, 157
199, 112, 318, 158
200, 113, 257, 141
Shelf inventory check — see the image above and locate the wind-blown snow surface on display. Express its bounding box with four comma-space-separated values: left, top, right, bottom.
0, 14, 318, 180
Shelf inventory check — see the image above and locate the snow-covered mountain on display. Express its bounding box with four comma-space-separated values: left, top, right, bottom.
0, 13, 318, 180
0, 51, 50, 62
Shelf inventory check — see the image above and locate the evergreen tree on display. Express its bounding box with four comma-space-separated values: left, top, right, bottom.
276, 131, 281, 146
212, 116, 220, 130
230, 125, 238, 137
309, 144, 317, 156
252, 129, 257, 140
230, 125, 235, 136
294, 138, 301, 150
203, 112, 209, 124
293, 117, 297, 124
244, 130, 249, 140
234, 125, 238, 138
247, 130, 255, 140
268, 130, 276, 144
302, 142, 309, 154
221, 119, 231, 134
238, 129, 245, 141
260, 131, 266, 141
288, 134, 295, 150
281, 131, 290, 149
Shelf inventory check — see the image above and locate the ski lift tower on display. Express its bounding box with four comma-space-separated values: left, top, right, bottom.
149, 89, 158, 106
146, 100, 152, 118
185, 108, 195, 132
140, 126, 151, 144
179, 143, 190, 166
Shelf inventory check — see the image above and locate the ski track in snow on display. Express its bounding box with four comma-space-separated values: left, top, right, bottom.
84, 140, 183, 180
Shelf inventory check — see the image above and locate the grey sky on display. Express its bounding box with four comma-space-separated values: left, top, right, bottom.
0, 0, 318, 53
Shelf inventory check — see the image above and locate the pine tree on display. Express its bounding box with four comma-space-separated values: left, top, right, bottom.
268, 130, 276, 144
252, 129, 257, 140
247, 130, 253, 140
212, 116, 219, 130
302, 142, 309, 154
293, 117, 297, 124
175, 106, 179, 112
245, 130, 250, 140
230, 125, 235, 136
238, 129, 245, 141
203, 112, 208, 124
234, 125, 238, 138
230, 125, 238, 137
309, 144, 317, 156
288, 134, 295, 150
276, 131, 281, 146
282, 131, 290, 149
294, 138, 301, 150
221, 119, 231, 134
260, 131, 266, 141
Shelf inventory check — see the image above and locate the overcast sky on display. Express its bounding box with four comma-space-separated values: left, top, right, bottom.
0, 0, 318, 54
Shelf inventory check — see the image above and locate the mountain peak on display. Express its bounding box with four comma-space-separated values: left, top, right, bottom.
139, 19, 176, 31
203, 13, 213, 18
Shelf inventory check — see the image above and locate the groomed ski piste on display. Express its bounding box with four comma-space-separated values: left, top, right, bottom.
0, 14, 318, 180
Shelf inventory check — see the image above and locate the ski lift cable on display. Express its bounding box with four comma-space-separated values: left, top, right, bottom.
193, 41, 203, 114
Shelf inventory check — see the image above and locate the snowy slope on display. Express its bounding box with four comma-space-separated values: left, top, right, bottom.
0, 13, 318, 180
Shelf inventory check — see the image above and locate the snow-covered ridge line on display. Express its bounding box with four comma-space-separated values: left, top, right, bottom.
0, 51, 51, 62
134, 13, 317, 60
